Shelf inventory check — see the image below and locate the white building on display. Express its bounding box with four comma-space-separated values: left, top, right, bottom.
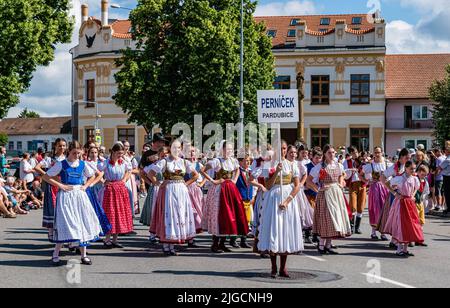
256, 14, 387, 150
0, 117, 72, 153
71, 0, 146, 152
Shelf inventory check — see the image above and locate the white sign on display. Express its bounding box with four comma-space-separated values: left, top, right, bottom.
257, 90, 299, 123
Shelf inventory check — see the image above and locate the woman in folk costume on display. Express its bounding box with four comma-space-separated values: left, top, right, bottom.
140, 147, 167, 227
249, 147, 272, 258
258, 140, 304, 278
123, 141, 140, 217
42, 141, 102, 266
414, 164, 430, 247
148, 139, 198, 256
201, 141, 249, 253
288, 145, 314, 244
379, 148, 411, 248
85, 146, 112, 236
98, 142, 134, 249
362, 146, 390, 241
384, 161, 424, 257
35, 138, 67, 241
308, 144, 352, 255
184, 145, 205, 237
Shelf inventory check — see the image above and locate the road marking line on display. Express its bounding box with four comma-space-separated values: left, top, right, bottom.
362, 273, 416, 288
303, 254, 327, 262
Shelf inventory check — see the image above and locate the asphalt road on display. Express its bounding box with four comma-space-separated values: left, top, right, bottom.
1, 201, 449, 288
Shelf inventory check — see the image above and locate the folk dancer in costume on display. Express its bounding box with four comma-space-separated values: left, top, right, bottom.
344, 146, 366, 234
85, 146, 112, 236
258, 141, 304, 278
362, 146, 390, 241
379, 148, 411, 249
123, 141, 140, 217
287, 146, 314, 245
414, 164, 430, 247
98, 143, 134, 249
309, 145, 352, 255
142, 147, 169, 245
184, 145, 206, 247
304, 148, 323, 243
148, 139, 198, 256
201, 141, 249, 253
384, 161, 425, 257
249, 148, 273, 258
42, 141, 101, 266
232, 153, 254, 249
34, 138, 67, 241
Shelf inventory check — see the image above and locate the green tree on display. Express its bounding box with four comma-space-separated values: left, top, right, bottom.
430, 64, 450, 147
114, 0, 275, 132
18, 107, 40, 118
0, 133, 7, 147
0, 0, 74, 119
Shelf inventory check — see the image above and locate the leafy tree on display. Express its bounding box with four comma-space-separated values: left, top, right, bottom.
430, 64, 450, 147
0, 133, 7, 147
0, 0, 74, 119
114, 0, 275, 132
18, 107, 40, 118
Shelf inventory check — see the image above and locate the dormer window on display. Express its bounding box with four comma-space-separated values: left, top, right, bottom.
287, 29, 296, 37
267, 30, 277, 38
352, 17, 362, 25
320, 18, 330, 25
319, 28, 328, 32
290, 19, 300, 26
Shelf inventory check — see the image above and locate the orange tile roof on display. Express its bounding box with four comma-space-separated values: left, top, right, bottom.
0, 117, 71, 136
255, 14, 374, 48
111, 20, 132, 39
386, 54, 450, 99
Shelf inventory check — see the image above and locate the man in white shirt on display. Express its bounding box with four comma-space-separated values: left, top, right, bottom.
434, 148, 447, 211
344, 146, 366, 234
19, 153, 35, 190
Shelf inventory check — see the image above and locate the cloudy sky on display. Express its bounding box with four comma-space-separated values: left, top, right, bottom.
7, 0, 450, 118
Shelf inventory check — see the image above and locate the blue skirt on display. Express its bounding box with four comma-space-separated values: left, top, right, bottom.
86, 187, 112, 236
42, 182, 55, 229
139, 185, 155, 226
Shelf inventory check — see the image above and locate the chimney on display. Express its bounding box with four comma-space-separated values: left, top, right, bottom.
81, 4, 88, 22
101, 0, 109, 26
334, 19, 347, 47
296, 20, 307, 48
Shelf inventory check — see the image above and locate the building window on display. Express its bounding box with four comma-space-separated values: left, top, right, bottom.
86, 129, 95, 143
405, 139, 428, 150
311, 128, 330, 148
8, 142, 14, 151
413, 105, 430, 120
86, 79, 95, 107
287, 29, 296, 37
352, 17, 363, 24
320, 18, 330, 25
17, 142, 22, 151
351, 74, 370, 104
274, 76, 291, 89
317, 36, 325, 43
124, 39, 131, 47
267, 30, 277, 38
350, 128, 370, 151
27, 141, 33, 152
118, 128, 135, 151
290, 19, 300, 26
311, 75, 330, 105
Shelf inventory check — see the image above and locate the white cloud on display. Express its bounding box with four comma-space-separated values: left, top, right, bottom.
385, 0, 450, 54
8, 95, 72, 118
255, 0, 317, 16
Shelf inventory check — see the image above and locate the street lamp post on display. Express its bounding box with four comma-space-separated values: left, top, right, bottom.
78, 101, 101, 143
110, 4, 133, 11
239, 0, 245, 150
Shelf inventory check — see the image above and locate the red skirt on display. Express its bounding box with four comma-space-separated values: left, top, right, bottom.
218, 180, 249, 236
102, 182, 134, 235
400, 198, 424, 244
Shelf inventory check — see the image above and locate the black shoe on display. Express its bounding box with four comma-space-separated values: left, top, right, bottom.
103, 241, 113, 249
389, 242, 397, 249
318, 247, 327, 255
260, 254, 270, 259
395, 251, 408, 258
111, 242, 124, 249
240, 241, 251, 249
405, 251, 415, 257
229, 240, 240, 248
408, 243, 415, 248
81, 257, 92, 265
219, 245, 232, 253
371, 234, 380, 240
304, 236, 313, 244
170, 250, 178, 256
416, 242, 428, 247
211, 246, 224, 253
312, 234, 320, 243
188, 242, 200, 248
354, 216, 362, 234
51, 257, 61, 267
325, 247, 339, 255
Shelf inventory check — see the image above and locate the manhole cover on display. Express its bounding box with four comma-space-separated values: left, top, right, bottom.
237, 269, 343, 284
